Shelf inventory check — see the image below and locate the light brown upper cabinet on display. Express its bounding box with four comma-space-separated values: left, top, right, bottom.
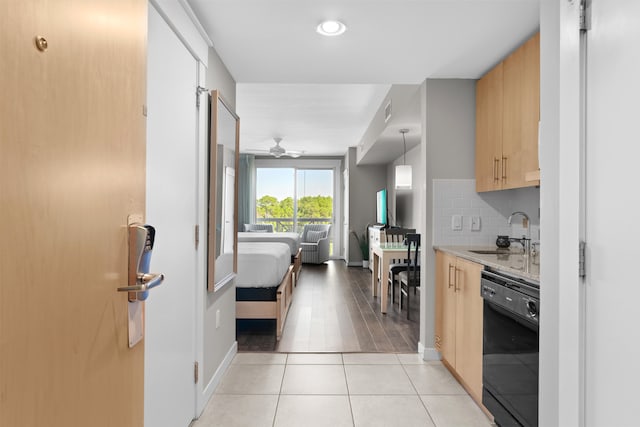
476, 32, 540, 192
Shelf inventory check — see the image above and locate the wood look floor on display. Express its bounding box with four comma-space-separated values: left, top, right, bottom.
237, 261, 420, 353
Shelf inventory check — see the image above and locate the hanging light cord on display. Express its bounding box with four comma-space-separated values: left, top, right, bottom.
402, 131, 407, 165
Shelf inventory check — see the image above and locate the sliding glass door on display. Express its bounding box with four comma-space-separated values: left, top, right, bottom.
255, 165, 336, 256
256, 168, 295, 231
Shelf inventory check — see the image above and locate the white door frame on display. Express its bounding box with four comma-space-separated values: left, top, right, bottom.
540, 1, 585, 425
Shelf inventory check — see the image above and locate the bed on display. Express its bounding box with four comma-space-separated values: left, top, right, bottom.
236, 241, 294, 340
237, 231, 302, 284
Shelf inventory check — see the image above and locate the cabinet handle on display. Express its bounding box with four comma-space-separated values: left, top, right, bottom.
448, 263, 455, 288
502, 156, 507, 180
454, 267, 462, 292
493, 158, 499, 181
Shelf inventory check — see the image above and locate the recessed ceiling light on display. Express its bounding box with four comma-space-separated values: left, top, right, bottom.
316, 20, 347, 37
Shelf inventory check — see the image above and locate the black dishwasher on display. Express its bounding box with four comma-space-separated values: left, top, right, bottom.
481, 268, 539, 427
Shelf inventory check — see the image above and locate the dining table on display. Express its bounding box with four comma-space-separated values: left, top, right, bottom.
370, 242, 413, 314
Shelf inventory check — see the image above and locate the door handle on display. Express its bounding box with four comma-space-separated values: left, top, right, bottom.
117, 223, 165, 302
502, 156, 508, 180
117, 273, 164, 292
448, 263, 455, 288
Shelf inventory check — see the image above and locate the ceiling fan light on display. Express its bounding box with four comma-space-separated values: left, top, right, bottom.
316, 20, 346, 36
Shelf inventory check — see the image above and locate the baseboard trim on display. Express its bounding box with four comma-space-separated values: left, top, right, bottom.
419, 342, 441, 361
197, 341, 237, 417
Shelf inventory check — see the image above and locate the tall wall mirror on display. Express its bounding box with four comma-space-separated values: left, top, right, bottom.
208, 90, 239, 292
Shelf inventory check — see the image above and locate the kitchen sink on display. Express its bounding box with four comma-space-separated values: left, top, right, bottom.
469, 249, 514, 255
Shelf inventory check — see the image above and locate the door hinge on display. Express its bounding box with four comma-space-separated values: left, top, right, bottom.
195, 224, 200, 249
196, 86, 209, 108
579, 241, 586, 278
579, 0, 591, 31
194, 361, 199, 384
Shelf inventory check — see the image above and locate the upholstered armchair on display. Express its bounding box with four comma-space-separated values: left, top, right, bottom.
243, 223, 274, 232
300, 224, 331, 264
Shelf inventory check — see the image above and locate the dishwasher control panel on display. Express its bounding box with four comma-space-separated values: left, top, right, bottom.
481, 269, 539, 325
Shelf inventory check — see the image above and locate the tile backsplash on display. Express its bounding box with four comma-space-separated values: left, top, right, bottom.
433, 179, 540, 247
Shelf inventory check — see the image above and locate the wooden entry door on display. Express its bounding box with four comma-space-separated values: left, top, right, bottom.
0, 1, 147, 426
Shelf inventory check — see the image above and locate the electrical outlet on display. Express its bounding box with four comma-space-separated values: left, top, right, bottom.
216, 309, 221, 329
471, 216, 481, 231
451, 215, 463, 231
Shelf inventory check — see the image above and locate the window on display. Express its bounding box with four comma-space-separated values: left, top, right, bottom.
254, 159, 340, 257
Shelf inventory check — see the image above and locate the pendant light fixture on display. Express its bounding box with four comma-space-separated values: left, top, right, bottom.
395, 129, 412, 190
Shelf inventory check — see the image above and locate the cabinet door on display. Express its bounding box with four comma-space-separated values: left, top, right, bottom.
476, 62, 504, 192
436, 251, 458, 366
454, 258, 484, 401
502, 32, 540, 189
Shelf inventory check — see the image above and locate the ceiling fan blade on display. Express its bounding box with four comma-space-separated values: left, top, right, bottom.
284, 150, 303, 158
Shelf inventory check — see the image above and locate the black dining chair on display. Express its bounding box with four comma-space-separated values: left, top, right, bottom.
384, 228, 416, 304
398, 233, 420, 320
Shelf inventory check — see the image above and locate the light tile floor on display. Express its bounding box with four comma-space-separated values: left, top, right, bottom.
192, 353, 493, 427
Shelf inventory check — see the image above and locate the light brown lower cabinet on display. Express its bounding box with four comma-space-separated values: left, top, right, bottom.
435, 251, 484, 402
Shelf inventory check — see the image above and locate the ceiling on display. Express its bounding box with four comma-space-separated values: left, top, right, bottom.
187, 0, 540, 163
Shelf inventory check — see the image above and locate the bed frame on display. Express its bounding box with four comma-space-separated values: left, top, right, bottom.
236, 264, 294, 340
292, 247, 302, 286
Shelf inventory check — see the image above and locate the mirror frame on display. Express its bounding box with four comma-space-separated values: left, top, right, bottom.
207, 90, 240, 293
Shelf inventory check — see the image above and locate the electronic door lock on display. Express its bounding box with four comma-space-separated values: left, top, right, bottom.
117, 223, 165, 302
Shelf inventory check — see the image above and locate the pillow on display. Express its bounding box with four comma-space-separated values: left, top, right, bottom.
249, 229, 268, 233
306, 230, 325, 243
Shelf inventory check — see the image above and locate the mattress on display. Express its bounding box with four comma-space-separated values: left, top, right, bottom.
236, 242, 291, 288
237, 232, 301, 256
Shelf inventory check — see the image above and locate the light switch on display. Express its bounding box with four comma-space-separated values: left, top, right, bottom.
451, 215, 463, 231
471, 216, 481, 231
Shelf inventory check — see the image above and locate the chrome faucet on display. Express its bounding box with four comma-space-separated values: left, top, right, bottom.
508, 211, 531, 255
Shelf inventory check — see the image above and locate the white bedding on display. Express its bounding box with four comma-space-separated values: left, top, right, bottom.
236, 242, 291, 288
237, 232, 301, 256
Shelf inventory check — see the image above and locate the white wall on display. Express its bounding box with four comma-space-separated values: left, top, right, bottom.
150, 0, 208, 63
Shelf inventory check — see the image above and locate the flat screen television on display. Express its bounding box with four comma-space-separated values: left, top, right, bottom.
376, 188, 388, 225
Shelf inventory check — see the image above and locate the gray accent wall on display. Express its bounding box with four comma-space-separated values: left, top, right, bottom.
346, 147, 388, 263
203, 46, 237, 386
386, 144, 422, 229
206, 48, 236, 111
419, 79, 477, 356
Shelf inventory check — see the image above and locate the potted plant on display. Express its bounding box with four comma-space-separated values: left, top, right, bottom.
351, 228, 370, 268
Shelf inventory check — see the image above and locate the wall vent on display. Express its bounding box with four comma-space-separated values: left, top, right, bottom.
384, 100, 392, 122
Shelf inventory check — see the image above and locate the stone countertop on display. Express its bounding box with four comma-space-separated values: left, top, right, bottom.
434, 246, 540, 283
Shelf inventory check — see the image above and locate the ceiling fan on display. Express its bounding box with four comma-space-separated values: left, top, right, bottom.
247, 137, 304, 158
